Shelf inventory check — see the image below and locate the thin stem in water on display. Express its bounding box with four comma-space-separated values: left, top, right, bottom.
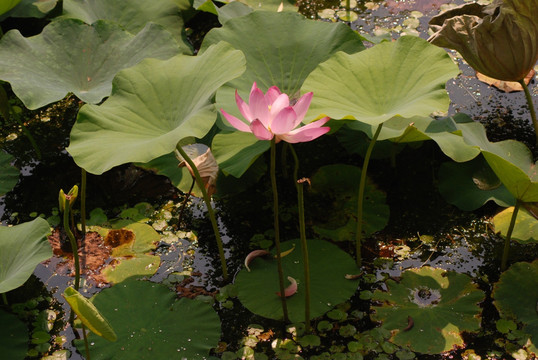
271, 138, 289, 322
501, 200, 521, 271
175, 144, 228, 281
177, 178, 195, 227
81, 169, 87, 237
64, 198, 80, 290
82, 324, 90, 360
289, 145, 311, 332
355, 123, 383, 267
518, 79, 538, 147
2, 292, 7, 306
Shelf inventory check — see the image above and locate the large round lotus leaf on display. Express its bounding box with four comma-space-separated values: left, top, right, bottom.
310, 164, 389, 239
0, 19, 183, 110
0, 218, 52, 293
0, 309, 27, 360
371, 267, 484, 354
75, 278, 221, 359
493, 260, 538, 350
0, 0, 21, 15
63, 0, 190, 47
456, 121, 538, 203
0, 151, 19, 196
201, 11, 364, 128
235, 239, 359, 323
302, 35, 460, 126
438, 156, 515, 211
67, 42, 246, 175
349, 115, 480, 163
493, 206, 538, 243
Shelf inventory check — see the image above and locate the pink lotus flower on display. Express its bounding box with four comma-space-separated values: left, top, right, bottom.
220, 82, 330, 143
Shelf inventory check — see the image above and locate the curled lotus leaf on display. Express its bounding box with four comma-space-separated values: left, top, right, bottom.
371, 267, 485, 354
438, 155, 515, 211
75, 278, 221, 359
0, 19, 183, 109
428, 0, 538, 81
493, 260, 538, 351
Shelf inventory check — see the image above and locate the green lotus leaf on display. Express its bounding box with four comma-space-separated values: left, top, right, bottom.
0, 151, 19, 196
303, 35, 460, 127
63, 287, 117, 341
493, 206, 538, 243
310, 164, 389, 239
0, 217, 52, 293
102, 254, 160, 284
371, 267, 485, 354
438, 156, 515, 211
0, 0, 21, 15
456, 121, 538, 202
0, 19, 183, 110
217, 1, 253, 25
63, 0, 191, 47
493, 260, 538, 351
137, 152, 205, 198
0, 309, 28, 360
348, 115, 480, 163
235, 239, 359, 323
75, 278, 221, 359
201, 11, 364, 128
0, 218, 52, 293
211, 131, 270, 178
67, 42, 246, 175
235, 0, 296, 12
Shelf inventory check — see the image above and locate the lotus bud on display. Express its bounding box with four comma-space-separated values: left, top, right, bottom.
428, 0, 538, 82
58, 185, 78, 212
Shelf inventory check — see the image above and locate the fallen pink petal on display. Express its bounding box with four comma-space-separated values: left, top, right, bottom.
244, 249, 270, 272
276, 276, 298, 298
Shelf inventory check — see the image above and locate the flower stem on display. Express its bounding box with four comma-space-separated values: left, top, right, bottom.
82, 324, 91, 360
271, 138, 289, 322
175, 144, 228, 282
80, 169, 87, 237
355, 123, 383, 267
518, 79, 538, 147
289, 145, 310, 332
501, 200, 521, 271
64, 197, 80, 290
2, 292, 7, 306
177, 178, 195, 227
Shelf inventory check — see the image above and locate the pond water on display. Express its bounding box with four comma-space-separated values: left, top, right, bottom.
1, 0, 538, 359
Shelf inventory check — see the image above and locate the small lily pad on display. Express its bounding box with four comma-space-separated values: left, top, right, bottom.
0, 151, 19, 196
371, 267, 485, 354
310, 164, 389, 239
493, 206, 538, 243
438, 156, 515, 211
493, 260, 538, 351
235, 239, 359, 323
75, 278, 221, 359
